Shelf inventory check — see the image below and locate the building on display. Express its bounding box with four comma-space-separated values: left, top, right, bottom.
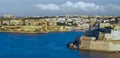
10, 19, 23, 26
2, 19, 10, 25
47, 18, 57, 26
100, 23, 111, 28
3, 15, 16, 18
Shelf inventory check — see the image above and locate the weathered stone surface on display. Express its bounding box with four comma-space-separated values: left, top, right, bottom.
79, 39, 120, 52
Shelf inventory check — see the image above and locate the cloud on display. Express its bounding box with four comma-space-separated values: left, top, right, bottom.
61, 1, 102, 10
34, 1, 120, 15
34, 1, 103, 11
34, 4, 60, 10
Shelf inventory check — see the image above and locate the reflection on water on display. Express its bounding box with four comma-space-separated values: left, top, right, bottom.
79, 50, 120, 58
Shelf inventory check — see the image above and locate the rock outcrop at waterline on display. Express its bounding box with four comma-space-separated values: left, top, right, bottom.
67, 36, 81, 50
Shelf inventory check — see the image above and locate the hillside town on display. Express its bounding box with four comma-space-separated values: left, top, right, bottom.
0, 15, 120, 34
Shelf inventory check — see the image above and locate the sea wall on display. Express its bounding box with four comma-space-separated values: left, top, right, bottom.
79, 40, 120, 52
109, 41, 120, 51
79, 40, 109, 51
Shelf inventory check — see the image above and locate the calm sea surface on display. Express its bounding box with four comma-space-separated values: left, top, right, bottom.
0, 32, 120, 58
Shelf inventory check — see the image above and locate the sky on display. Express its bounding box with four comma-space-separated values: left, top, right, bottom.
0, 0, 120, 16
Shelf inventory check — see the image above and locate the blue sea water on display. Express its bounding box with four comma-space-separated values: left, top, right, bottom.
0, 32, 83, 58
0, 32, 119, 58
